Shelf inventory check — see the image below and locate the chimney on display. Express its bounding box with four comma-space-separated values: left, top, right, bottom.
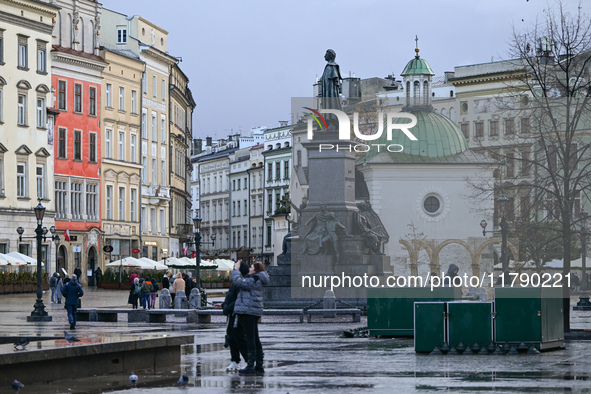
279, 121, 288, 127
206, 137, 212, 147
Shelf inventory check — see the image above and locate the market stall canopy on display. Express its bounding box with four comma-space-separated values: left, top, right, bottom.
159, 257, 195, 268
214, 259, 235, 271
106, 257, 143, 268
544, 258, 589, 269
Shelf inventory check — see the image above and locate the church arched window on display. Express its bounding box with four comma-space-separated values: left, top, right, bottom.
406, 81, 410, 107
423, 81, 429, 106
413, 81, 420, 106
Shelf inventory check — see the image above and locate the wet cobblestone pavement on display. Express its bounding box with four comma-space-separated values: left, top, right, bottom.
1, 288, 591, 393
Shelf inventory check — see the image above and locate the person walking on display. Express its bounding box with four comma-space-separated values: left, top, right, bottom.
94, 267, 102, 288
222, 279, 248, 371
140, 278, 152, 309
128, 277, 140, 309
232, 261, 270, 375
55, 274, 64, 304
49, 272, 58, 303
150, 277, 159, 309
130, 271, 138, 284
184, 272, 194, 295
74, 266, 82, 280
61, 274, 84, 330
162, 271, 171, 290
171, 272, 185, 305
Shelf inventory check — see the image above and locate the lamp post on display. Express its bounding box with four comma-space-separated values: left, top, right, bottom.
53, 232, 60, 275
480, 194, 510, 271
192, 214, 216, 290
18, 200, 59, 322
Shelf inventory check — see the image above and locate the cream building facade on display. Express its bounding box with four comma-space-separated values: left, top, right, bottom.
0, 0, 58, 269
99, 47, 144, 264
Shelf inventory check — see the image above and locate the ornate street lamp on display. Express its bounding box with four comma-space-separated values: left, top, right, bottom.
480, 194, 510, 271
191, 214, 215, 295
17, 200, 59, 322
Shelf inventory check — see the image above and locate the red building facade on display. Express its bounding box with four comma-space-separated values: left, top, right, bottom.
51, 46, 107, 283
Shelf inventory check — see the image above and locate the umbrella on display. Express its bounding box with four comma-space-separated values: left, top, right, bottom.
160, 257, 195, 268
214, 259, 234, 271
0, 253, 25, 265
105, 257, 143, 268
3, 252, 44, 266
138, 257, 168, 271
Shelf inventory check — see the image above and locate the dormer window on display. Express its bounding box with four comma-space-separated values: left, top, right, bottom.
117, 28, 127, 44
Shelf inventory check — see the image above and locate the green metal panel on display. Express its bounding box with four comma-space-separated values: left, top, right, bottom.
448, 301, 493, 349
494, 287, 563, 349
414, 302, 446, 353
367, 287, 460, 336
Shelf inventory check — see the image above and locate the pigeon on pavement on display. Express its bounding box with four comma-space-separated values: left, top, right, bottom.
63, 331, 80, 343
13, 338, 30, 351
11, 379, 24, 392
177, 373, 189, 386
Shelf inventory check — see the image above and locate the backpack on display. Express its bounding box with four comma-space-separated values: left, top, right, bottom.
152, 282, 159, 291
133, 284, 141, 295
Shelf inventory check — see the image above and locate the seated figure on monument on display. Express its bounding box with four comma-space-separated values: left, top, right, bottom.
355, 201, 389, 254
303, 204, 349, 261
277, 232, 292, 265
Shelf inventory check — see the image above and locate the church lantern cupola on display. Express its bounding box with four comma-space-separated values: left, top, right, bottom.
401, 36, 435, 110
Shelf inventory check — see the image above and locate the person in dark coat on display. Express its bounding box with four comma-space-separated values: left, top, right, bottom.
443, 263, 459, 287
49, 272, 58, 303
162, 271, 171, 290
74, 266, 82, 279
184, 272, 194, 294
61, 274, 84, 330
128, 277, 140, 309
232, 261, 270, 375
222, 280, 248, 371
94, 267, 102, 287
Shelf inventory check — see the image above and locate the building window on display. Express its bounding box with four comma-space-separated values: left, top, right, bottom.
161, 159, 166, 187
36, 165, 44, 199
160, 209, 165, 234
152, 159, 157, 185
275, 162, 280, 180
0, 88, 3, 123
105, 129, 112, 158
284, 160, 289, 179
130, 134, 136, 163
521, 150, 531, 176
423, 195, 441, 214
474, 122, 484, 138
37, 41, 46, 73
504, 118, 514, 135
89, 86, 96, 116
244, 199, 247, 216
141, 110, 147, 138
0, 30, 3, 64
130, 189, 137, 222
131, 90, 137, 114
460, 123, 469, 140
36, 97, 45, 128
89, 132, 96, 162
118, 86, 125, 111
142, 73, 147, 94
506, 153, 515, 177
106, 185, 113, 220
118, 132, 125, 161
17, 94, 26, 125
74, 130, 81, 160
58, 128, 66, 158
73, 83, 82, 113
152, 76, 157, 98
116, 28, 127, 44
71, 182, 82, 220
18, 35, 28, 69
106, 83, 112, 107
161, 116, 166, 143
86, 184, 97, 220
118, 187, 125, 220
142, 156, 147, 184
520, 117, 531, 134
489, 120, 499, 137
58, 80, 66, 110
150, 208, 156, 233
141, 207, 147, 233
151, 112, 157, 141
55, 181, 67, 219
0, 157, 4, 197
266, 225, 271, 247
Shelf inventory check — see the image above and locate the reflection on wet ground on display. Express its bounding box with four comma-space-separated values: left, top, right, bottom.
1, 290, 591, 393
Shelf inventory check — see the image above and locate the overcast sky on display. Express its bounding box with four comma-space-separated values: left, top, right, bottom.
100, 0, 583, 139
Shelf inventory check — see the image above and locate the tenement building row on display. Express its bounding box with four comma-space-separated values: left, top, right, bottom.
0, 0, 194, 284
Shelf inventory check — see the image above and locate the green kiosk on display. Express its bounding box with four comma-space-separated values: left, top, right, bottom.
367, 287, 461, 337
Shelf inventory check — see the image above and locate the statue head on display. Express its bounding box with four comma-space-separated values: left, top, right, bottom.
325, 49, 336, 62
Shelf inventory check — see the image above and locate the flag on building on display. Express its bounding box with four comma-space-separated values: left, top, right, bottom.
63, 229, 71, 242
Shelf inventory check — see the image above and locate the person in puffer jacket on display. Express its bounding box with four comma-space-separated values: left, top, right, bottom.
232, 261, 270, 376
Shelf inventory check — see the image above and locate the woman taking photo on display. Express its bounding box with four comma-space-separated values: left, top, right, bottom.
232, 261, 270, 375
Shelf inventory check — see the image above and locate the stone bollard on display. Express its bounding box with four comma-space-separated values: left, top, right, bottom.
188, 288, 201, 309
323, 290, 336, 318
159, 288, 172, 309
174, 290, 188, 310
